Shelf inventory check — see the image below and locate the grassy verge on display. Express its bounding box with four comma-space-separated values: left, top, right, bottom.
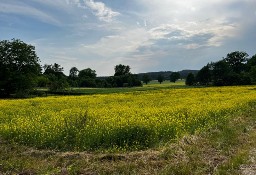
38, 80, 187, 96
1, 103, 256, 174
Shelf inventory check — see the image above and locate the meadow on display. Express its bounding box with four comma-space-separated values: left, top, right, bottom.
1, 84, 256, 152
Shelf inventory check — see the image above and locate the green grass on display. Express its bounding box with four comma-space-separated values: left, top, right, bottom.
41, 80, 186, 96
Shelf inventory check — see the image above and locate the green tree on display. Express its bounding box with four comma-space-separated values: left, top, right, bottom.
43, 63, 68, 91
157, 74, 164, 84
36, 75, 50, 87
247, 54, 256, 68
78, 68, 96, 79
186, 73, 195, 86
78, 68, 97, 87
170, 72, 180, 83
212, 60, 231, 86
68, 67, 79, 87
196, 64, 212, 85
142, 74, 151, 84
69, 67, 79, 79
43, 63, 64, 77
224, 51, 248, 73
114, 64, 131, 76
250, 66, 256, 84
0, 39, 41, 97
105, 65, 141, 87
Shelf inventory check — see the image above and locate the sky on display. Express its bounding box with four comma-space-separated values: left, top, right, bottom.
0, 0, 256, 76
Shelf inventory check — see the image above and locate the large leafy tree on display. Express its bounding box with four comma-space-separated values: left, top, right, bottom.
196, 64, 212, 85
114, 64, 131, 76
142, 74, 151, 84
69, 67, 79, 79
224, 51, 248, 73
43, 63, 64, 77
247, 54, 256, 68
212, 60, 231, 86
78, 68, 97, 87
157, 74, 164, 84
106, 64, 141, 87
68, 67, 79, 87
185, 73, 195, 86
170, 72, 180, 83
78, 68, 96, 79
0, 39, 41, 97
43, 63, 68, 91
248, 54, 256, 83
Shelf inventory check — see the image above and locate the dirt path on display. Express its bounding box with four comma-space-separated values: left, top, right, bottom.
240, 149, 256, 175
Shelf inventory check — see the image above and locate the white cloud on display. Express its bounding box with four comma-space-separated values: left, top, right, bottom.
0, 2, 61, 26
148, 20, 237, 49
67, 0, 120, 22
81, 28, 150, 56
85, 0, 120, 22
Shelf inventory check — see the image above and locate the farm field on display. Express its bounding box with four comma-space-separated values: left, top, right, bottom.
1, 85, 256, 151
1, 85, 256, 174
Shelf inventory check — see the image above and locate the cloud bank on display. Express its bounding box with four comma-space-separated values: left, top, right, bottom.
0, 0, 255, 75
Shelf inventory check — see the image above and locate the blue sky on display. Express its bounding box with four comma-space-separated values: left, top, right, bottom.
0, 0, 256, 76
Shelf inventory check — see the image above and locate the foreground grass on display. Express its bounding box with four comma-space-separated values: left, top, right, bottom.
1, 103, 256, 174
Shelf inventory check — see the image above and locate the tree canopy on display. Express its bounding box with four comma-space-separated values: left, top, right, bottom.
2, 39, 255, 97
69, 67, 79, 79
194, 51, 255, 86
142, 74, 151, 84
0, 39, 41, 97
186, 73, 195, 86
114, 64, 131, 76
157, 74, 164, 84
170, 72, 180, 83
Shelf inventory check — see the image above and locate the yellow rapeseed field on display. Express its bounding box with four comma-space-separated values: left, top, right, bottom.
1, 86, 256, 151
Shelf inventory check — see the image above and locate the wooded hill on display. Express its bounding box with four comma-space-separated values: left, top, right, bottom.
136, 70, 199, 80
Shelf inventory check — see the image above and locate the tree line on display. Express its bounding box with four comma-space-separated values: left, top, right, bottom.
0, 39, 141, 97
185, 51, 256, 86
1, 39, 255, 97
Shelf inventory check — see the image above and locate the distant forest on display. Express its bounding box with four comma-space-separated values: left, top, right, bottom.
1, 39, 256, 97
136, 70, 199, 81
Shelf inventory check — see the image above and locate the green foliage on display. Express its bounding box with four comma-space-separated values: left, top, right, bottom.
185, 73, 195, 86
114, 64, 131, 76
225, 51, 248, 73
157, 74, 164, 84
79, 77, 96, 87
142, 74, 151, 84
103, 64, 142, 87
78, 68, 96, 79
196, 51, 255, 86
170, 72, 181, 83
250, 66, 256, 83
48, 74, 69, 92
77, 68, 97, 87
212, 60, 231, 86
0, 39, 41, 97
69, 67, 79, 79
43, 63, 69, 91
36, 75, 50, 87
196, 64, 212, 85
247, 54, 256, 68
43, 63, 65, 77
